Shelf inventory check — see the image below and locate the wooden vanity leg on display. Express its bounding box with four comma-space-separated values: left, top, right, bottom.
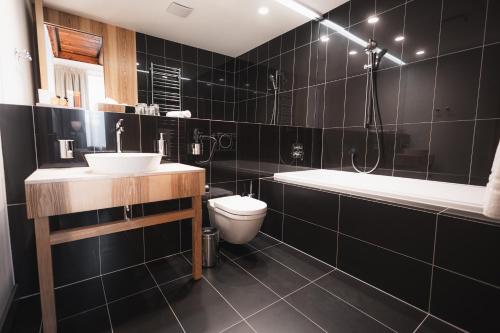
192, 195, 202, 280
34, 217, 57, 333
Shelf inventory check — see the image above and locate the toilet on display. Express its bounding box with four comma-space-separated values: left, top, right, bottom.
207, 195, 267, 244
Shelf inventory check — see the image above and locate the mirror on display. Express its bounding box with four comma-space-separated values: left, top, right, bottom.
42, 23, 105, 111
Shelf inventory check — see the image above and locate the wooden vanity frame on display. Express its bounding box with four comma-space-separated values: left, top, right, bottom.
25, 167, 205, 333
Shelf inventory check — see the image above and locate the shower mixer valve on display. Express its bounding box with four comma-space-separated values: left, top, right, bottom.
291, 143, 304, 161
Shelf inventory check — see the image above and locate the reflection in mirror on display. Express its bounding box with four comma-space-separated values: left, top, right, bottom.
43, 24, 105, 111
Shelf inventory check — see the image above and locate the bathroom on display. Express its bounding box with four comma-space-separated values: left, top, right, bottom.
0, 0, 499, 332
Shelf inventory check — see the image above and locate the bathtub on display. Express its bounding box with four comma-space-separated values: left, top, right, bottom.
274, 169, 485, 214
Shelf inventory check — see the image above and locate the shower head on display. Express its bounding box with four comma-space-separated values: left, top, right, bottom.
374, 48, 388, 69
269, 74, 278, 90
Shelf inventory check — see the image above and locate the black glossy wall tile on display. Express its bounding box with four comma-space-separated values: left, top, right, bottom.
324, 80, 345, 128
99, 208, 144, 273
341, 127, 367, 171
0, 104, 36, 204
349, 0, 375, 26
259, 125, 279, 176
55, 277, 105, 318
52, 237, 100, 287
8, 204, 38, 297
325, 34, 348, 82
259, 179, 283, 211
340, 196, 436, 262
284, 184, 338, 230
144, 222, 180, 261
93, 112, 140, 153
344, 75, 367, 127
477, 43, 500, 119
212, 121, 237, 183
338, 235, 432, 310
434, 49, 482, 121
365, 125, 396, 174
236, 122, 259, 180
322, 128, 343, 169
261, 209, 283, 241
428, 121, 474, 184
34, 106, 93, 168
430, 268, 500, 332
393, 123, 431, 173
299, 127, 322, 169
485, 0, 500, 44
469, 119, 500, 185
278, 126, 297, 170
439, 0, 487, 55
398, 59, 437, 124
403, 0, 442, 63
283, 215, 337, 266
435, 215, 500, 286
146, 35, 164, 57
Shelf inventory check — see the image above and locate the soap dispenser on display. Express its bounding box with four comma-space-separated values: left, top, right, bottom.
157, 132, 167, 156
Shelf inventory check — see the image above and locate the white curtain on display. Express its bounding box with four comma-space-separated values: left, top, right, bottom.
54, 65, 89, 109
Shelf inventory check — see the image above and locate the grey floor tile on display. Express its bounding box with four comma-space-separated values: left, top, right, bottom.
102, 265, 155, 302
262, 244, 332, 280
147, 254, 192, 285
234, 251, 309, 296
203, 256, 279, 317
1, 295, 41, 333
415, 316, 466, 333
246, 300, 324, 333
286, 284, 393, 333
58, 306, 111, 333
161, 276, 241, 333
222, 321, 255, 333
316, 270, 426, 332
108, 288, 183, 333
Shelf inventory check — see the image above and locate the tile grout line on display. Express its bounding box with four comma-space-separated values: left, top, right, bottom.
219, 269, 335, 333
99, 276, 114, 332
221, 251, 328, 332
311, 282, 398, 333
144, 264, 187, 333
411, 314, 429, 333
427, 213, 440, 312
200, 275, 259, 333
390, 1, 407, 176
425, 0, 444, 180
467, 0, 490, 184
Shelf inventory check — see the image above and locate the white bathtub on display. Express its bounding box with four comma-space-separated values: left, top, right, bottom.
274, 169, 485, 214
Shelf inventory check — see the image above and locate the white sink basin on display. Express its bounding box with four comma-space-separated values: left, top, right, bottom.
85, 153, 162, 174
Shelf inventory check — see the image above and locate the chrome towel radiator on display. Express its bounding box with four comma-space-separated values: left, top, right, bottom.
150, 63, 182, 115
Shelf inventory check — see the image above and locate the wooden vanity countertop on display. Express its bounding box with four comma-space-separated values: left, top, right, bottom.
24, 163, 206, 218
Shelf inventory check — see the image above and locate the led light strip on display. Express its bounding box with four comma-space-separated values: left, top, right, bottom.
273, 0, 406, 66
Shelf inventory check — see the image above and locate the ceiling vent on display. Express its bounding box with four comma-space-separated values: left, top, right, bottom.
167, 2, 194, 18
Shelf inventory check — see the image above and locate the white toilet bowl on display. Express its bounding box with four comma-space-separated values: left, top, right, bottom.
208, 195, 267, 244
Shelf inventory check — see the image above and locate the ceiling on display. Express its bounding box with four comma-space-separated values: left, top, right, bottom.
47, 25, 102, 64
43, 0, 347, 57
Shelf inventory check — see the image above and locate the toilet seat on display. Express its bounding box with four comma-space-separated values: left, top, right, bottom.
209, 195, 267, 216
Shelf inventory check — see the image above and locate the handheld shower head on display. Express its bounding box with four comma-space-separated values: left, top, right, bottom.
375, 48, 388, 69
269, 74, 278, 90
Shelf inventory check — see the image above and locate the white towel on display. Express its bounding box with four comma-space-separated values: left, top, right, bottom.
483, 139, 500, 220
166, 110, 192, 118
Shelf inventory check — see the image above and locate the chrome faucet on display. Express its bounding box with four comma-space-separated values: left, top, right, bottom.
116, 119, 124, 153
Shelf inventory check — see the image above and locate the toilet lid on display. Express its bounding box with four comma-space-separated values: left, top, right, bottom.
212, 195, 267, 216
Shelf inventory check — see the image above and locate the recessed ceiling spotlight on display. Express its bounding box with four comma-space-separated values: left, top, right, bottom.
394, 35, 405, 42
416, 49, 425, 55
258, 7, 269, 15
367, 16, 379, 24
349, 50, 358, 55
320, 35, 330, 42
